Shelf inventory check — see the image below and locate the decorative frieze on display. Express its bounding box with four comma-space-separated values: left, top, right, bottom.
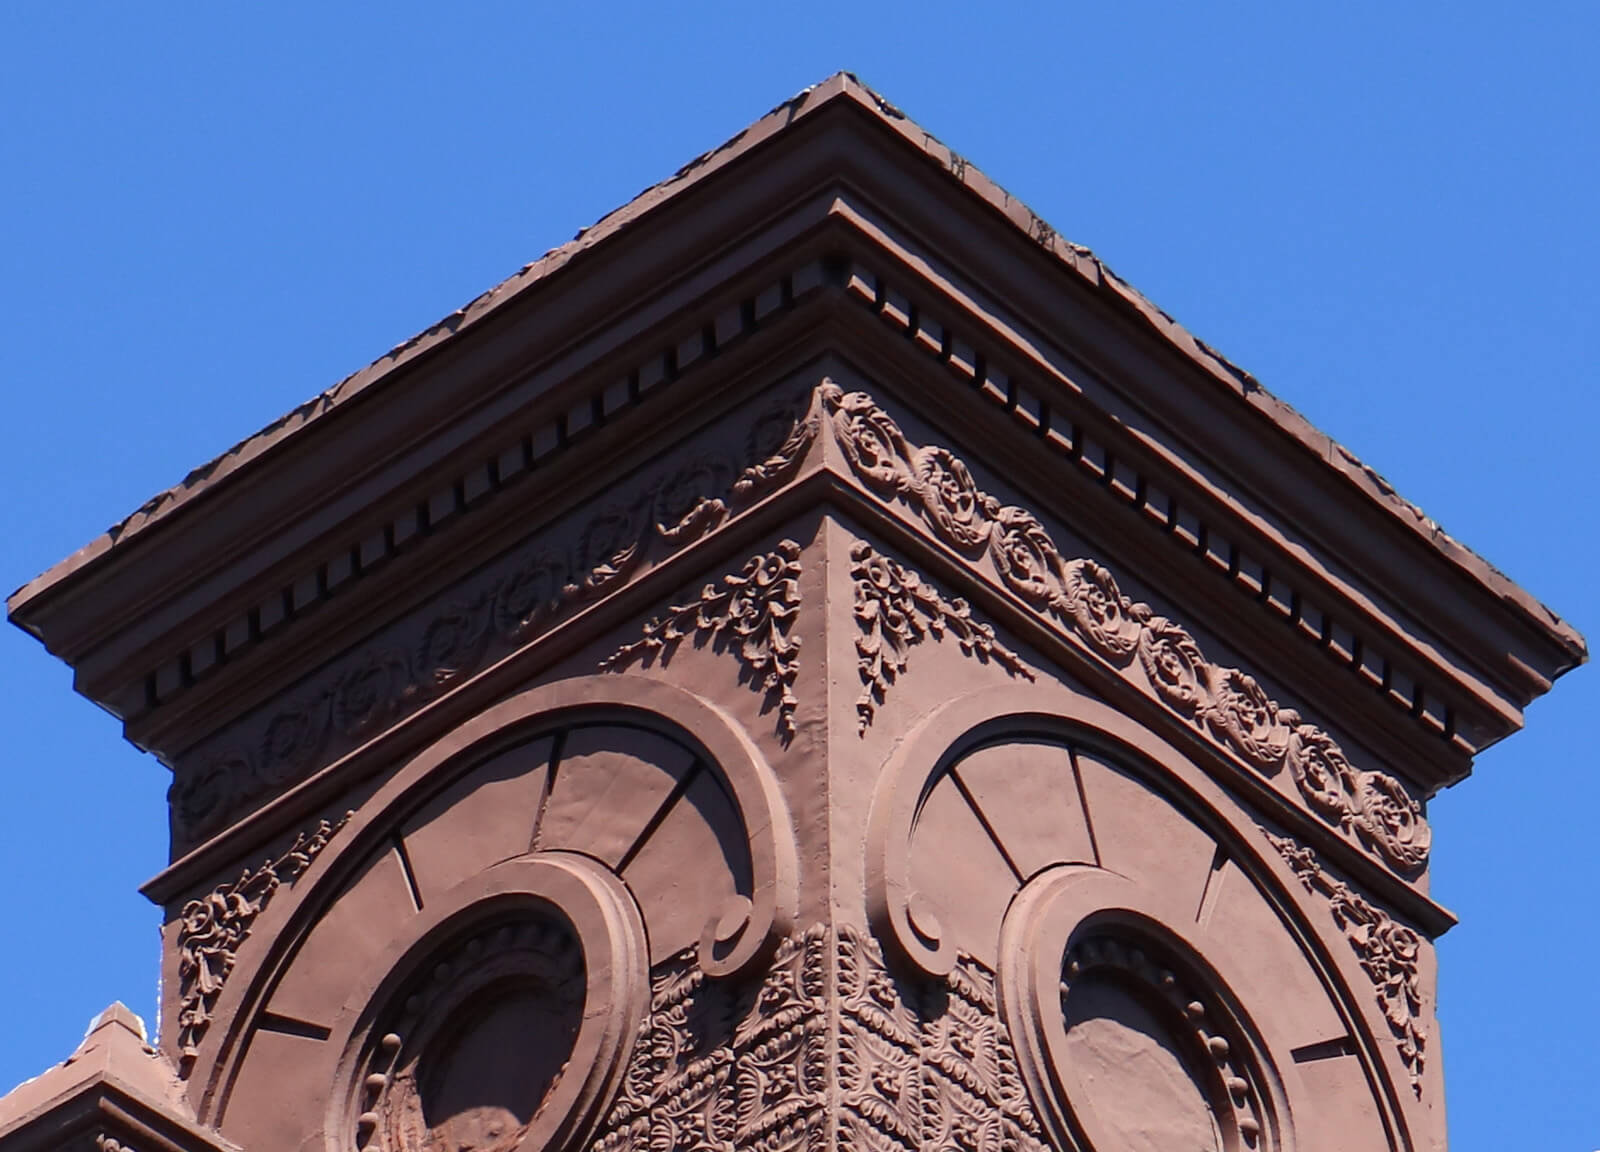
1264, 829, 1426, 1094
850, 541, 1033, 732
601, 541, 804, 739
174, 813, 350, 1072
820, 379, 1430, 873
171, 391, 817, 847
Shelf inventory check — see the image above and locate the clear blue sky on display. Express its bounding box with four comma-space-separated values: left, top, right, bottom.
1, 6, 1593, 1148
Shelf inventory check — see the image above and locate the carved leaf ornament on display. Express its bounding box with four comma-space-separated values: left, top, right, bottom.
601, 541, 804, 738
819, 380, 1430, 872
175, 813, 350, 1070
1265, 829, 1427, 1094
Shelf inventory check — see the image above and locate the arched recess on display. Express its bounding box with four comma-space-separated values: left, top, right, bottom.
866, 681, 1420, 1152
191, 675, 798, 1152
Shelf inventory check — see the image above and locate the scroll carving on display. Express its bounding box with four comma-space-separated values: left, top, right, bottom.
174, 813, 350, 1072
1265, 829, 1426, 1094
600, 541, 803, 739
173, 390, 820, 846
820, 379, 1429, 871
850, 542, 1033, 732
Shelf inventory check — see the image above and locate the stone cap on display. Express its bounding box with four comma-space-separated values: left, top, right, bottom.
0, 1003, 231, 1152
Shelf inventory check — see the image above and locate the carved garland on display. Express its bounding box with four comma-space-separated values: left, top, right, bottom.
850, 541, 1033, 731
1264, 829, 1426, 1095
174, 812, 351, 1072
819, 379, 1430, 873
172, 392, 818, 846
600, 541, 804, 739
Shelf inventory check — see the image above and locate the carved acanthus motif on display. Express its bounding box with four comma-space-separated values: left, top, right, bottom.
819, 379, 1430, 871
1264, 829, 1426, 1094
593, 925, 830, 1152
838, 925, 1047, 1152
173, 391, 820, 846
593, 923, 1047, 1152
174, 813, 350, 1072
600, 541, 804, 739
851, 542, 1033, 732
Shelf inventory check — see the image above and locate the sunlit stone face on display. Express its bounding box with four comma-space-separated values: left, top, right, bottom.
1061, 972, 1221, 1152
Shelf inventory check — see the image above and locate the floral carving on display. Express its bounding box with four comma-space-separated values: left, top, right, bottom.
1264, 829, 1426, 1095
850, 541, 1033, 732
818, 379, 1430, 871
173, 390, 821, 847
594, 925, 829, 1152
599, 541, 804, 739
175, 812, 350, 1072
594, 923, 1047, 1152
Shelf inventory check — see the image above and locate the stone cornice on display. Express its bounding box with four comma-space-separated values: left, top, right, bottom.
143, 381, 1457, 942
10, 81, 1578, 770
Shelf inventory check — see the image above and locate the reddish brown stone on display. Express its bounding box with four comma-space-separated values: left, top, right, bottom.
2, 74, 1584, 1152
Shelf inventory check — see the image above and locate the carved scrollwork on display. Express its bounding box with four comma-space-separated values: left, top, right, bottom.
173, 390, 821, 847
599, 541, 804, 739
850, 541, 1033, 732
175, 812, 350, 1072
1265, 829, 1426, 1095
818, 378, 1430, 871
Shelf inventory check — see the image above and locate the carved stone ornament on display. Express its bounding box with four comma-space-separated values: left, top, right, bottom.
175, 812, 350, 1072
1265, 828, 1427, 1095
589, 922, 1049, 1152
850, 541, 1033, 731
818, 379, 1430, 872
600, 541, 803, 739
171, 390, 819, 847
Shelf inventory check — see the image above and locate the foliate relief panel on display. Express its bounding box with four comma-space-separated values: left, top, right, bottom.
870, 728, 1408, 1152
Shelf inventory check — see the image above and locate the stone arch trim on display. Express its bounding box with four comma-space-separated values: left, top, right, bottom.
865, 680, 1420, 1150
189, 674, 798, 1126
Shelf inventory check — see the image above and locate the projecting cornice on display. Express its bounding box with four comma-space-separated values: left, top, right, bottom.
9, 72, 1579, 786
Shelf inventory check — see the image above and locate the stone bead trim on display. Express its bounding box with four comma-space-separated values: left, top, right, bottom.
820, 378, 1430, 872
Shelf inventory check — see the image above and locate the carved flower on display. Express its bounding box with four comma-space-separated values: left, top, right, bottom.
1201, 667, 1289, 770
333, 651, 410, 738
568, 506, 642, 598
1286, 724, 1359, 825
1061, 560, 1141, 663
912, 445, 995, 553
416, 597, 490, 689
989, 505, 1065, 608
1354, 771, 1432, 872
654, 457, 731, 543
171, 754, 244, 840
258, 700, 330, 787
734, 394, 817, 497
494, 553, 565, 637
1136, 618, 1209, 715
822, 383, 916, 494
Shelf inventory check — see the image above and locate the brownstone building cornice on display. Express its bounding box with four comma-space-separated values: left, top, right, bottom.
9, 74, 1579, 781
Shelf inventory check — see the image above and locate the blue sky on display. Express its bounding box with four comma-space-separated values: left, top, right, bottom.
1, 6, 1593, 1149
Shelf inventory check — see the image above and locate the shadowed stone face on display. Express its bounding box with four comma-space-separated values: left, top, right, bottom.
412, 982, 583, 1152
1062, 972, 1221, 1152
